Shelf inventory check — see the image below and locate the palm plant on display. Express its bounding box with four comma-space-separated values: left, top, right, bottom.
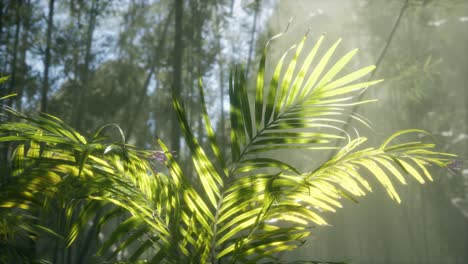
0, 34, 455, 263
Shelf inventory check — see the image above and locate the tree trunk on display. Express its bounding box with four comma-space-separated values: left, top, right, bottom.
214, 4, 226, 157
170, 0, 183, 153
17, 0, 32, 113
0, 1, 3, 36
41, 0, 55, 113
0, 1, 4, 51
245, 0, 260, 79
192, 0, 204, 143
74, 0, 99, 131
219, 60, 226, 155
1, 1, 22, 184
126, 10, 173, 140
7, 0, 22, 109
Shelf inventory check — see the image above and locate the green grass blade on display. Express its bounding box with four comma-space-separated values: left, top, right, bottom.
229, 69, 242, 161
198, 78, 228, 177
237, 67, 254, 140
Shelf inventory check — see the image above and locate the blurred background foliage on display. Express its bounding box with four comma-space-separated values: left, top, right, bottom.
0, 0, 467, 263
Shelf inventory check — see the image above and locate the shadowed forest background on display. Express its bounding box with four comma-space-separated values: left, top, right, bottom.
0, 0, 467, 263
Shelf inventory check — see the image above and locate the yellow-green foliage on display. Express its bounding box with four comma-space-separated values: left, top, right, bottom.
0, 35, 454, 263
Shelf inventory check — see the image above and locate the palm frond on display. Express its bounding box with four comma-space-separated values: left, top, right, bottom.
229, 35, 384, 168
0, 33, 456, 264
0, 108, 172, 261
201, 35, 452, 262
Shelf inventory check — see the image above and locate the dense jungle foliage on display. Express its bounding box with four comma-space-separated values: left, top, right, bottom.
0, 33, 457, 263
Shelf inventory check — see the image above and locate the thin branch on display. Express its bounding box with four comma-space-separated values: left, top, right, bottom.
325, 0, 409, 160
125, 9, 174, 140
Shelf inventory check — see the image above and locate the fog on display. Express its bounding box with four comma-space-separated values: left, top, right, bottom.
0, 0, 467, 263
270, 1, 468, 263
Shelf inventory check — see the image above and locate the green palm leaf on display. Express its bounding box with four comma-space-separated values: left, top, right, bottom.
228, 35, 384, 168
173, 94, 223, 208
0, 33, 456, 264
203, 35, 453, 262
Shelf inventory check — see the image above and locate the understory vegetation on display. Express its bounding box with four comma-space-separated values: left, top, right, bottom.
0, 34, 455, 263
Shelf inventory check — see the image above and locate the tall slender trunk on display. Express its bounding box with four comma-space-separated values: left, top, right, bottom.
41, 0, 55, 113
214, 4, 226, 157
16, 0, 32, 113
74, 0, 99, 131
70, 10, 81, 124
126, 10, 173, 140
219, 60, 225, 154
0, 1, 3, 36
2, 1, 22, 184
171, 0, 183, 153
194, 1, 204, 143
2, 3, 13, 73
245, 0, 259, 79
7, 1, 22, 109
